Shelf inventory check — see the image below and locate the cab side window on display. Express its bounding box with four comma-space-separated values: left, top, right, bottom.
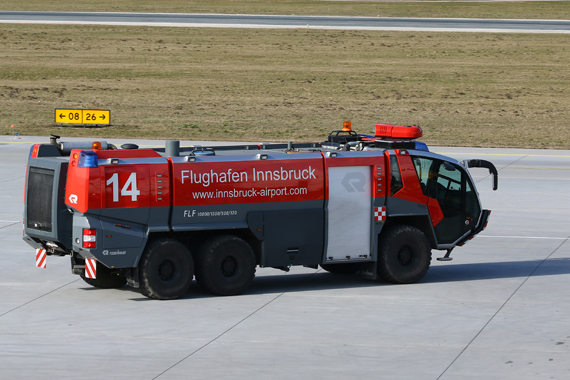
435, 161, 463, 212
412, 157, 432, 196
390, 155, 404, 196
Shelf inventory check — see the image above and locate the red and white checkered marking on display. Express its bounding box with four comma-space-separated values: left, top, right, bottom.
374, 206, 387, 222
35, 248, 47, 268
85, 258, 97, 279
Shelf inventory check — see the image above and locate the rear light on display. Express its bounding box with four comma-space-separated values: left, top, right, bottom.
78, 151, 99, 168
83, 228, 97, 248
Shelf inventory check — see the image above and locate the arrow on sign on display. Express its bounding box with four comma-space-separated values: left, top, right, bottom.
100, 115, 106, 120
59, 113, 66, 119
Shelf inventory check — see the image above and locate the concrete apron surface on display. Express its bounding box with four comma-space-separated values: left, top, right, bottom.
1, 136, 569, 380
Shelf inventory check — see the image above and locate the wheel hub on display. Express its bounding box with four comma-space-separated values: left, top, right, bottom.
398, 246, 414, 266
158, 259, 176, 281
221, 256, 238, 277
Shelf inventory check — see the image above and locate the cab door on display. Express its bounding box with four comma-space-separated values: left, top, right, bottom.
412, 156, 481, 245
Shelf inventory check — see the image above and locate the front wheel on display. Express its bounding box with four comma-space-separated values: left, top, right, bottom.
377, 225, 432, 284
196, 235, 256, 296
139, 238, 194, 300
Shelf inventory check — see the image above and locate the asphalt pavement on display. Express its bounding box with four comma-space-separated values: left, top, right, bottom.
1, 135, 569, 380
1, 11, 570, 33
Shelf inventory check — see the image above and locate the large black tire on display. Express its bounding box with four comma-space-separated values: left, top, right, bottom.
139, 238, 194, 300
377, 225, 432, 284
320, 263, 361, 275
195, 235, 256, 296
81, 264, 127, 289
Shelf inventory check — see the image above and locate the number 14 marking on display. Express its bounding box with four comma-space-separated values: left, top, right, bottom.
107, 172, 140, 202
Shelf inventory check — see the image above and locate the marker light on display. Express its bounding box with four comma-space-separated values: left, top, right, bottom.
414, 142, 430, 152
77, 151, 99, 168
92, 142, 102, 150
342, 121, 352, 131
28, 144, 40, 159
82, 228, 97, 248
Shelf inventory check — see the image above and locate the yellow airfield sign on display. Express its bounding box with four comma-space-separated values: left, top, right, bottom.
55, 109, 111, 125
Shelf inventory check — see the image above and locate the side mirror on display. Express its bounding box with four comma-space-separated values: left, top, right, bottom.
461, 159, 499, 191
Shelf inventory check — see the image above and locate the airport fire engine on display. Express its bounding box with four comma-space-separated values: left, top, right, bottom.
23, 122, 498, 299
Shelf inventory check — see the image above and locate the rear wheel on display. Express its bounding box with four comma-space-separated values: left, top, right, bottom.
377, 225, 432, 284
81, 264, 127, 289
139, 238, 194, 300
196, 235, 256, 296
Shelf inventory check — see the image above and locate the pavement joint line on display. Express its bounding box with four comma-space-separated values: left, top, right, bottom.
473, 153, 525, 187
151, 294, 287, 379
152, 269, 324, 380
436, 233, 570, 380
479, 235, 568, 240
0, 278, 80, 319
499, 167, 570, 171
496, 154, 527, 171
151, 269, 321, 380
0, 222, 19, 230
2, 177, 25, 182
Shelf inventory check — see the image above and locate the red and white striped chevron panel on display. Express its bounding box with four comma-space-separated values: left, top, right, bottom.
85, 258, 97, 279
35, 248, 47, 268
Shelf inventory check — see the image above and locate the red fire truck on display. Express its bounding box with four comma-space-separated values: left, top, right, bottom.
24, 122, 497, 299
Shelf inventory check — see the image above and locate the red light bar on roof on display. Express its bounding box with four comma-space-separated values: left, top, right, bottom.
375, 124, 423, 140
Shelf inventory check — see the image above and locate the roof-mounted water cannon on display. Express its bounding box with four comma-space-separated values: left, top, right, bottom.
50, 134, 61, 146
